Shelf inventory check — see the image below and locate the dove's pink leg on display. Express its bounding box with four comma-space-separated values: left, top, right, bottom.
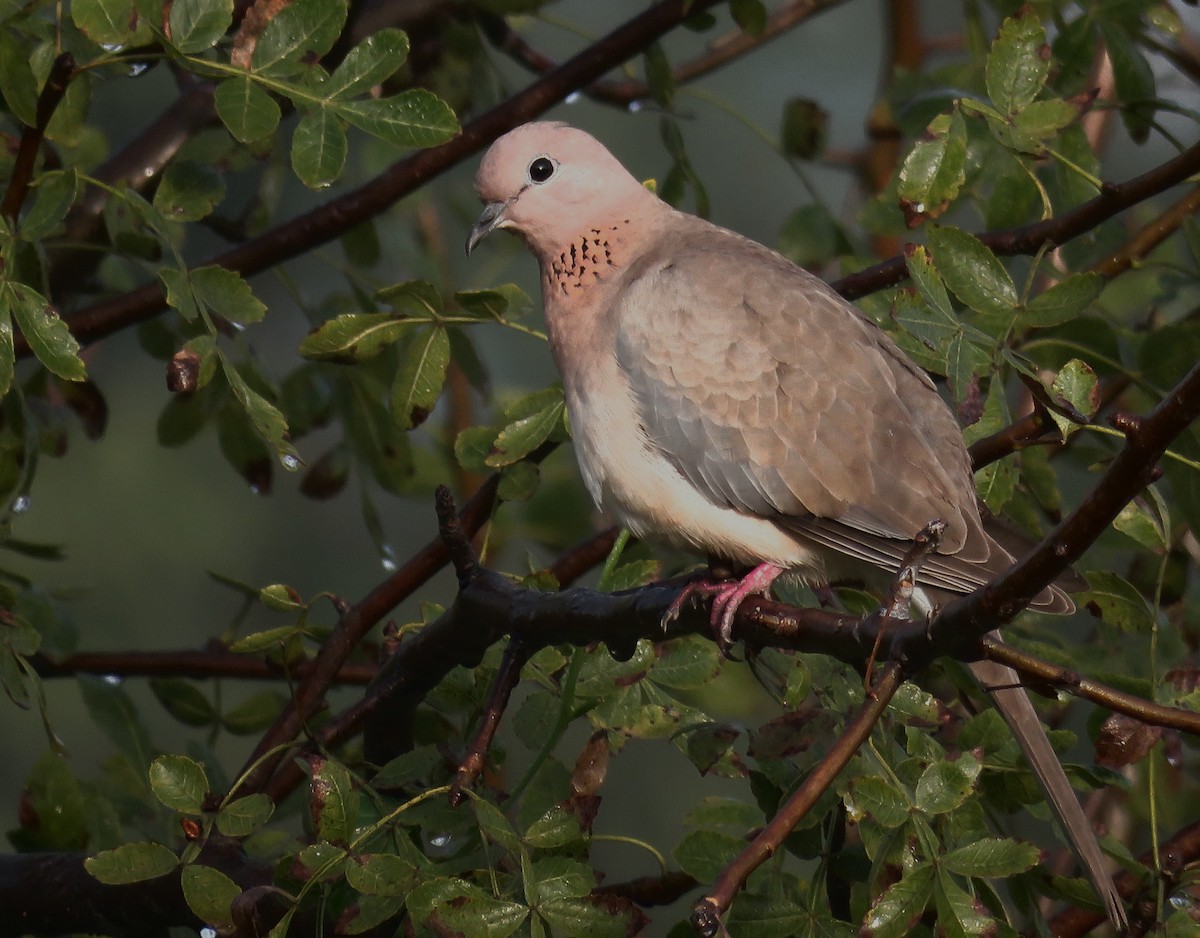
665, 562, 785, 652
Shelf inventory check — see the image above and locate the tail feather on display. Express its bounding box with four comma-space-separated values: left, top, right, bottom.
970, 655, 1127, 931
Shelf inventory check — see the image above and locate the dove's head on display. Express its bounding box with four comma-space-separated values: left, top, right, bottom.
467, 122, 658, 258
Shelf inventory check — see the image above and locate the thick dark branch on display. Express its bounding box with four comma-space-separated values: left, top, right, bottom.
1, 53, 74, 224
479, 0, 842, 106
48, 0, 727, 355
832, 139, 1200, 300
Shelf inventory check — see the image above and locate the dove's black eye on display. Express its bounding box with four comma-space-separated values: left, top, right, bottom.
528, 157, 555, 183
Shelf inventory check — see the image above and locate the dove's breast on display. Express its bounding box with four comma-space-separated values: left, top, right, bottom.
562, 349, 822, 575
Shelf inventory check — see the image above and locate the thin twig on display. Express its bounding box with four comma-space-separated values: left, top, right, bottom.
1, 52, 74, 224
30, 647, 376, 684
479, 0, 845, 106
691, 663, 903, 934
832, 139, 1200, 300
982, 636, 1200, 735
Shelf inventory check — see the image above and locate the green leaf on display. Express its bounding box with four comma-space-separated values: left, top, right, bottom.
498, 461, 540, 502
334, 89, 460, 149
986, 10, 1049, 115
1113, 498, 1168, 552
727, 894, 819, 938
928, 226, 1018, 317
0, 30, 37, 126
1010, 97, 1079, 149
299, 312, 411, 362
86, 841, 178, 884
160, 268, 200, 320
344, 853, 419, 896
216, 793, 275, 836
730, 0, 767, 35
933, 869, 993, 937
486, 396, 565, 468
455, 284, 532, 320
674, 829, 746, 882
252, 0, 347, 75
22, 169, 80, 241
683, 796, 762, 832
72, 0, 152, 49
153, 161, 226, 222
942, 837, 1039, 877
181, 864, 240, 926
78, 675, 154, 773
650, 636, 721, 690
7, 283, 86, 381
228, 625, 300, 653
1049, 358, 1099, 438
0, 309, 14, 399
473, 797, 522, 852
780, 97, 828, 160
538, 896, 639, 938
292, 108, 348, 189
1099, 20, 1156, 143
944, 332, 987, 404
221, 691, 285, 734
643, 43, 675, 109
169, 0, 233, 53
914, 754, 981, 815
1022, 273, 1104, 328
863, 864, 934, 938
190, 266, 267, 324
325, 29, 409, 98
215, 76, 281, 143
391, 326, 450, 430
1079, 571, 1154, 632
407, 878, 528, 938
221, 359, 297, 463
898, 109, 967, 215
312, 757, 357, 844
528, 856, 594, 903
149, 754, 209, 813
523, 806, 583, 849
846, 775, 909, 828
343, 895, 406, 935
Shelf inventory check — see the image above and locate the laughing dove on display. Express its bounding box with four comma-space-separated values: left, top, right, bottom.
467, 121, 1125, 930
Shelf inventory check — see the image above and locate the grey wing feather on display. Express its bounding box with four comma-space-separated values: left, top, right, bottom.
613, 217, 992, 579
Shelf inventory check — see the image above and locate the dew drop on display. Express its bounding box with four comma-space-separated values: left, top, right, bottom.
280, 453, 301, 471
11, 494, 30, 514
103, 674, 122, 686
380, 544, 397, 573
627, 100, 643, 113
127, 62, 149, 77
100, 42, 125, 53
564, 91, 581, 105
200, 928, 217, 938
913, 202, 925, 214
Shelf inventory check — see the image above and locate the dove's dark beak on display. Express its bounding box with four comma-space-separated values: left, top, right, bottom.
466, 201, 507, 255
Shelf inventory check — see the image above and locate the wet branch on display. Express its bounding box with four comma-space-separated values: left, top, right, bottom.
478, 0, 844, 107
1, 53, 75, 225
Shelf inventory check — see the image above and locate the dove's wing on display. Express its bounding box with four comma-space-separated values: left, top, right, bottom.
613, 218, 995, 589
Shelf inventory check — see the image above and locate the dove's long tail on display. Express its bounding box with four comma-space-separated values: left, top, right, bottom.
969, 654, 1128, 932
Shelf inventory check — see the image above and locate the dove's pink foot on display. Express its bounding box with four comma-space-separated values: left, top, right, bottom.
664, 562, 785, 654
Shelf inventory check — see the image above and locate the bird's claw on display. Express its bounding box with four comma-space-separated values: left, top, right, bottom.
660, 563, 785, 659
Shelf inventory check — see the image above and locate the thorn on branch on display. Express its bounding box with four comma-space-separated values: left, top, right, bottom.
435, 484, 479, 587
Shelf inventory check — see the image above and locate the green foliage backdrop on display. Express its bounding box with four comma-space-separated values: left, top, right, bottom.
0, 1, 1199, 936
